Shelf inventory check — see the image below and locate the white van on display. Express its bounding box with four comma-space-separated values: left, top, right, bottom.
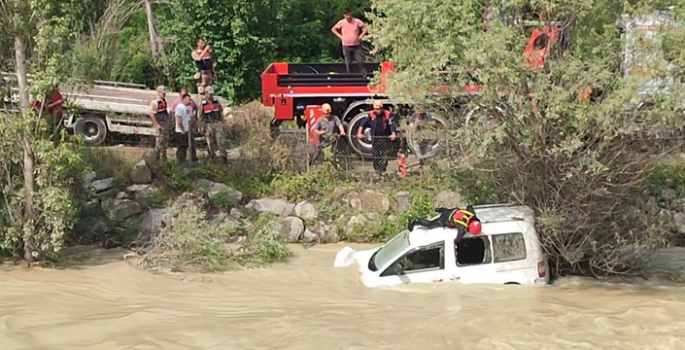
333, 203, 549, 288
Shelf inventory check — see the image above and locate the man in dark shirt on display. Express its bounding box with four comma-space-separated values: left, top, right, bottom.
356, 100, 397, 175
311, 103, 346, 167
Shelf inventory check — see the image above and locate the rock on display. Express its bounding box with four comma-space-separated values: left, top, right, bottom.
91, 178, 115, 192
192, 179, 243, 206
302, 229, 320, 243
645, 196, 660, 216
264, 216, 304, 242
673, 212, 685, 234
661, 187, 677, 201
229, 207, 245, 219
121, 208, 170, 247
101, 198, 143, 222
83, 171, 97, 189
345, 213, 381, 241
126, 184, 152, 193
344, 190, 390, 213
391, 191, 412, 213
116, 191, 130, 199
435, 190, 464, 208
73, 216, 110, 243
192, 178, 215, 191
82, 199, 101, 215
246, 198, 295, 217
294, 201, 318, 219
133, 186, 159, 207
313, 221, 339, 243
211, 212, 228, 223
388, 214, 399, 222
93, 189, 116, 200
130, 159, 152, 184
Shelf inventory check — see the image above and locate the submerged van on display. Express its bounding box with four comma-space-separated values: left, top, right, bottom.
333, 203, 549, 288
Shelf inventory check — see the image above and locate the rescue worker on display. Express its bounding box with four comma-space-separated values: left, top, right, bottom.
192, 38, 217, 94
311, 103, 346, 167
200, 86, 227, 163
149, 85, 171, 161
407, 205, 482, 243
356, 100, 397, 175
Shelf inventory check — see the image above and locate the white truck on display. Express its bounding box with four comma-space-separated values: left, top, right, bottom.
1, 72, 231, 145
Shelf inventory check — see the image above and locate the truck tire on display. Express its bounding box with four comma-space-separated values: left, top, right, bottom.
347, 111, 374, 157
405, 113, 448, 159
73, 116, 107, 145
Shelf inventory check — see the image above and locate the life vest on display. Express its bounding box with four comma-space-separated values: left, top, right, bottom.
449, 208, 476, 229
369, 109, 390, 120
202, 97, 221, 122
195, 49, 213, 71
155, 98, 168, 119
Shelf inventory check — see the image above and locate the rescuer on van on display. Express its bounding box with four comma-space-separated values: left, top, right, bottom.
200, 86, 227, 163
356, 100, 397, 175
149, 85, 171, 161
407, 205, 482, 243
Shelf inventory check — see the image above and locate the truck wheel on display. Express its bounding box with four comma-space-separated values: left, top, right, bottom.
347, 111, 374, 157
74, 116, 107, 145
405, 112, 448, 159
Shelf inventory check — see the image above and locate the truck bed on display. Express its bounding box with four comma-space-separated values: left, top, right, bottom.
2, 73, 231, 115
269, 62, 380, 87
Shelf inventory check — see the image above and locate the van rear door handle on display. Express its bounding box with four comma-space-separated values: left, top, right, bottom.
432, 278, 443, 282
450, 276, 460, 281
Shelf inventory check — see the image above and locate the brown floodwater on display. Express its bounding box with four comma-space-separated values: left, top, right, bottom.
1, 244, 684, 350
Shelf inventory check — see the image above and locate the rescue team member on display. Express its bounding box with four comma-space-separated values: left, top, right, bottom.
332, 8, 368, 74
174, 94, 198, 164
200, 86, 227, 163
192, 38, 216, 94
356, 100, 397, 176
149, 85, 171, 161
407, 205, 482, 243
311, 103, 346, 166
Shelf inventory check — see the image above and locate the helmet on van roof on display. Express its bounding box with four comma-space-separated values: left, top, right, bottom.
467, 218, 482, 235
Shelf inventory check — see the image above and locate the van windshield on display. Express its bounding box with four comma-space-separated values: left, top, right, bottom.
371, 231, 410, 271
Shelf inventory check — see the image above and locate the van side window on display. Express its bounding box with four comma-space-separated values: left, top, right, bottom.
492, 232, 527, 263
381, 241, 444, 277
455, 236, 492, 266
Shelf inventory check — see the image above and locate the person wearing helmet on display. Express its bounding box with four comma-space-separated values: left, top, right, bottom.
356, 100, 397, 175
407, 205, 482, 243
311, 103, 346, 167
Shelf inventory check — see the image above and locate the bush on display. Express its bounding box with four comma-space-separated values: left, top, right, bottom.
137, 197, 290, 273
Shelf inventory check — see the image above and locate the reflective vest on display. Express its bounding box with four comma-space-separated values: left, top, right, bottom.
369, 109, 390, 120
202, 97, 221, 122
195, 49, 213, 71
448, 209, 475, 228
155, 98, 168, 120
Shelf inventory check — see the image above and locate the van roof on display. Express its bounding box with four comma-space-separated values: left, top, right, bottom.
406, 203, 535, 246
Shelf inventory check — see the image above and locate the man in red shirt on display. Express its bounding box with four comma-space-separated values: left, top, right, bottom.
31, 87, 64, 119
331, 8, 368, 74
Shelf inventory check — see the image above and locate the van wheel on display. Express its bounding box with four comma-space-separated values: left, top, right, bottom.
504, 282, 520, 285
74, 116, 107, 145
347, 111, 373, 157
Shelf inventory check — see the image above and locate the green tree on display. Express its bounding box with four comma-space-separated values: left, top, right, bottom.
369, 0, 685, 276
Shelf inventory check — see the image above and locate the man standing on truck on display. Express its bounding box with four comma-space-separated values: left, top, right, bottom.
311, 103, 346, 167
356, 100, 397, 176
174, 93, 198, 164
332, 8, 368, 74
192, 39, 217, 94
150, 85, 171, 162
407, 205, 482, 243
200, 86, 227, 163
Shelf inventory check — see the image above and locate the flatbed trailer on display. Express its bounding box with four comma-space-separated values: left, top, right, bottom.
1, 73, 231, 145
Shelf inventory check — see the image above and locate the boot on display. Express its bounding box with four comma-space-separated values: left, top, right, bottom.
407, 218, 418, 231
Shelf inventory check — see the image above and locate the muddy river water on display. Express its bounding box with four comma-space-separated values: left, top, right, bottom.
1, 244, 685, 350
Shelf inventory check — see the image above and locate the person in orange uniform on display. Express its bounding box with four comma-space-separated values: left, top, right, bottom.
407, 205, 482, 243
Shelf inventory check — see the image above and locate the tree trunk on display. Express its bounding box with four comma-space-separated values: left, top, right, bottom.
143, 0, 161, 57
14, 35, 36, 264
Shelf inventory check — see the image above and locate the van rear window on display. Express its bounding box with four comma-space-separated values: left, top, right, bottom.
492, 232, 527, 263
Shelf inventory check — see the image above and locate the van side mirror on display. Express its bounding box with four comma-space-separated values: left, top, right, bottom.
392, 262, 405, 275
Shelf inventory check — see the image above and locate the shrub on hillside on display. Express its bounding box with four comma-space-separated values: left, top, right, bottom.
136, 197, 290, 273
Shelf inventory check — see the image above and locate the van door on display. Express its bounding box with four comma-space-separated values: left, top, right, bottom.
379, 241, 449, 284
448, 235, 495, 284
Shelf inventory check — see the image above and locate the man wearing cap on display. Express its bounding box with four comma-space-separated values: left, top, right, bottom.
356, 100, 397, 175
149, 85, 172, 161
311, 103, 346, 166
200, 86, 227, 163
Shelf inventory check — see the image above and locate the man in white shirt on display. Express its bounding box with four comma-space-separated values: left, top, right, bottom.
173, 94, 198, 164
